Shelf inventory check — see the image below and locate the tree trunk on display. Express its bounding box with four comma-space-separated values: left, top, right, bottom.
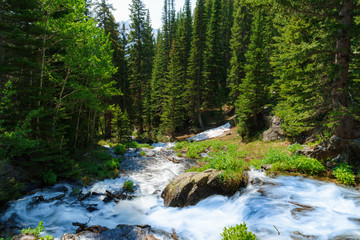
105, 110, 112, 139
333, 0, 360, 138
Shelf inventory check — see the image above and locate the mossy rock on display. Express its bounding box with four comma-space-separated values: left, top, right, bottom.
161, 169, 248, 208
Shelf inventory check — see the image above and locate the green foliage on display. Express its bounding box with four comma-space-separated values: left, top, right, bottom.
333, 164, 356, 185
287, 143, 303, 154
0, 176, 23, 206
235, 7, 274, 140
221, 222, 257, 240
20, 221, 53, 240
252, 149, 325, 175
111, 106, 132, 143
140, 151, 146, 156
105, 158, 121, 170
43, 169, 57, 185
123, 180, 135, 192
114, 144, 126, 155
124, 141, 152, 149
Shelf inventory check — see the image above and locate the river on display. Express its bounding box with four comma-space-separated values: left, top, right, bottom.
1, 142, 360, 239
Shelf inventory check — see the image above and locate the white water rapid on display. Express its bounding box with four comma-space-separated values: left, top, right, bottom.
1, 143, 360, 240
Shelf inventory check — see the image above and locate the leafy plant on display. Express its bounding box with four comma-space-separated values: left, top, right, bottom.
20, 221, 53, 240
252, 149, 325, 175
123, 180, 134, 192
221, 222, 257, 240
333, 164, 356, 185
140, 151, 146, 156
114, 144, 126, 155
43, 169, 57, 185
287, 143, 303, 154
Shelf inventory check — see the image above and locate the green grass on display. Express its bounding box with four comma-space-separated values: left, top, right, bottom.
333, 164, 356, 185
114, 144, 126, 155
77, 148, 121, 185
252, 149, 325, 175
124, 141, 153, 149
221, 223, 257, 240
123, 180, 134, 192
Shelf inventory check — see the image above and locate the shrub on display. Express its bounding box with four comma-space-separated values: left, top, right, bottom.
114, 144, 126, 155
123, 180, 134, 192
252, 149, 325, 175
287, 143, 303, 154
221, 223, 257, 240
105, 158, 120, 170
140, 151, 146, 156
20, 221, 53, 240
91, 150, 112, 162
43, 169, 57, 185
333, 164, 356, 185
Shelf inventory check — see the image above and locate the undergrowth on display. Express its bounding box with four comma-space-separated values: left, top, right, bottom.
20, 221, 53, 240
221, 222, 257, 240
333, 164, 356, 185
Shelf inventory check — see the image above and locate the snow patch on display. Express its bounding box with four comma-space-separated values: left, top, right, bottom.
187, 122, 231, 142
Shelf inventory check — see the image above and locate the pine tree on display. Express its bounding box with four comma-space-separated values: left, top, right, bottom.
150, 31, 168, 128
227, 0, 252, 102
235, 8, 274, 140
160, 40, 186, 137
203, 0, 226, 107
186, 0, 207, 129
128, 0, 153, 133
271, 0, 360, 138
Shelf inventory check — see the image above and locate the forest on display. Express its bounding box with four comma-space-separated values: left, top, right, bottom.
0, 0, 360, 209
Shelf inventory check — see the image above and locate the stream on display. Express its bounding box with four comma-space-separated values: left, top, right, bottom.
1, 142, 360, 239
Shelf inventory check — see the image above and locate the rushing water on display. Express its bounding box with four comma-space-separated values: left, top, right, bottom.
1, 143, 360, 240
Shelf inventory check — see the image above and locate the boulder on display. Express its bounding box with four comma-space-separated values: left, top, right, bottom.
61, 224, 171, 240
161, 169, 247, 208
263, 116, 285, 142
296, 136, 360, 168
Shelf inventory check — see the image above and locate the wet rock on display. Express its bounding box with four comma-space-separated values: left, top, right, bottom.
86, 205, 98, 212
291, 231, 318, 239
78, 192, 91, 201
61, 231, 99, 240
53, 185, 69, 193
50, 193, 66, 201
261, 164, 272, 171
12, 235, 37, 240
161, 169, 248, 207
146, 235, 160, 240
263, 116, 285, 142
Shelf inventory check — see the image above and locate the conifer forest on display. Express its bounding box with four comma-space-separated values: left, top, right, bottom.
1, 0, 360, 238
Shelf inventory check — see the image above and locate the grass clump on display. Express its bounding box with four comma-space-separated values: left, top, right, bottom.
221, 223, 257, 240
175, 140, 226, 159
123, 180, 134, 192
114, 144, 126, 155
333, 164, 356, 185
124, 141, 153, 149
78, 148, 121, 184
20, 221, 53, 240
140, 151, 146, 156
252, 149, 325, 175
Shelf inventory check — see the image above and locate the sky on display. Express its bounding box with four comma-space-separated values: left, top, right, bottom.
107, 0, 197, 29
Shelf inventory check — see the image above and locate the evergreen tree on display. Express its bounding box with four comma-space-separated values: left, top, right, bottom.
271, 0, 360, 138
203, 0, 226, 107
150, 31, 168, 128
235, 8, 274, 140
186, 0, 207, 129
160, 40, 186, 137
227, 0, 252, 102
128, 0, 153, 133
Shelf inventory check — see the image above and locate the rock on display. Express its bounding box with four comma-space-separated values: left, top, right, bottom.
263, 116, 285, 142
78, 192, 91, 201
61, 225, 173, 240
161, 169, 247, 208
261, 164, 272, 171
296, 136, 360, 168
146, 235, 159, 240
12, 235, 37, 240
